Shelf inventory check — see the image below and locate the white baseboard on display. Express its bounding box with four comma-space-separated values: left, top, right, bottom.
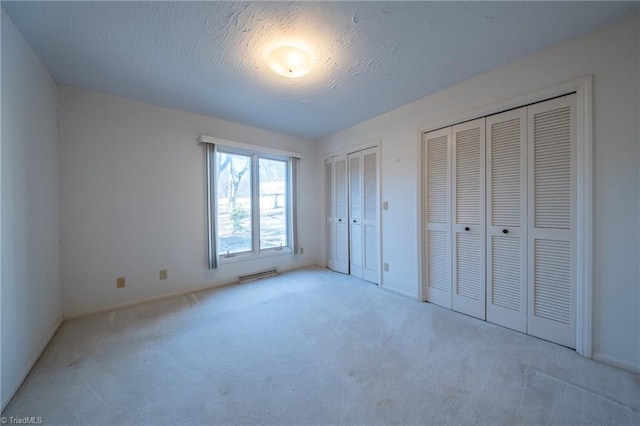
63, 277, 243, 320
592, 352, 640, 374
63, 263, 317, 320
379, 283, 418, 300
1, 316, 63, 412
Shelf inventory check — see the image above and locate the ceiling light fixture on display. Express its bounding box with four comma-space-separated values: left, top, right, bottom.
267, 46, 313, 79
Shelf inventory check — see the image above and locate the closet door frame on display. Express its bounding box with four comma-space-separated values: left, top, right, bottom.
418, 75, 593, 358
324, 140, 382, 285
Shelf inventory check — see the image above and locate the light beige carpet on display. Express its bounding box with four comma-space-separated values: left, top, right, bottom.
3, 267, 639, 425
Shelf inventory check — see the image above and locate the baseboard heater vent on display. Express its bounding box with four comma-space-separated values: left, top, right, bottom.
238, 267, 278, 284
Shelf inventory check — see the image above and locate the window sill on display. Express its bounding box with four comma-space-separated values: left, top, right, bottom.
218, 247, 292, 265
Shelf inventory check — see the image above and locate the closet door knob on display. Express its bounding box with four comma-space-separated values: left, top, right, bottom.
353, 220, 357, 223
502, 229, 509, 234
338, 218, 342, 222
464, 227, 470, 231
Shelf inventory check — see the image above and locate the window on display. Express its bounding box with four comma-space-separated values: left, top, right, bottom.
258, 158, 288, 250
202, 136, 300, 268
216, 150, 289, 256
216, 151, 254, 255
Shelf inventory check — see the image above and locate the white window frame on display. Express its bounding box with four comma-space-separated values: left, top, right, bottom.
216, 146, 292, 263
199, 135, 301, 267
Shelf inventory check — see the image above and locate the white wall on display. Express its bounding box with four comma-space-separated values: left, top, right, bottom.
57, 86, 319, 316
317, 15, 640, 371
1, 10, 62, 409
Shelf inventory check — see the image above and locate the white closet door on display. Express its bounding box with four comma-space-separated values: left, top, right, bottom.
423, 127, 452, 308
527, 94, 577, 348
333, 155, 349, 274
452, 118, 486, 320
361, 147, 379, 284
325, 158, 335, 271
486, 108, 528, 332
348, 152, 363, 278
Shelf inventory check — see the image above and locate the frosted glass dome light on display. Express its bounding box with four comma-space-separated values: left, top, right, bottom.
267, 46, 313, 78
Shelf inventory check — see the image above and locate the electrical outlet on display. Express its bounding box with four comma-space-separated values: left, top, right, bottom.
299, 247, 304, 255
383, 263, 389, 272
383, 201, 389, 210
160, 269, 168, 280
116, 277, 126, 288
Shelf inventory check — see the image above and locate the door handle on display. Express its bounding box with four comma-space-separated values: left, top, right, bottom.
502, 229, 509, 234
464, 227, 470, 231
338, 218, 342, 222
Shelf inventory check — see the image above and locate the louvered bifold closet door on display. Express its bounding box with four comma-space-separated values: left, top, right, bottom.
486, 108, 528, 332
452, 118, 486, 320
325, 159, 335, 271
361, 147, 380, 284
348, 152, 363, 279
423, 127, 452, 309
527, 94, 577, 348
333, 155, 350, 274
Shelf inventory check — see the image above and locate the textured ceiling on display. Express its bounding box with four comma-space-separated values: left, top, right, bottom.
2, 1, 637, 139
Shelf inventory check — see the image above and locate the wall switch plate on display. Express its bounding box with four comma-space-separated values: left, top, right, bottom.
383, 263, 389, 272
299, 247, 304, 255
383, 202, 389, 210
160, 269, 168, 280
116, 277, 126, 288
